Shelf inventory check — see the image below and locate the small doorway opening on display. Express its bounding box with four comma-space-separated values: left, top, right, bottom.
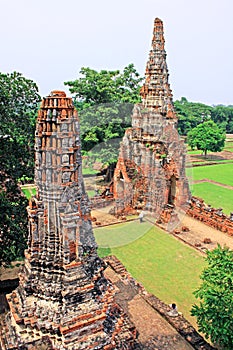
168, 175, 176, 205
116, 172, 124, 196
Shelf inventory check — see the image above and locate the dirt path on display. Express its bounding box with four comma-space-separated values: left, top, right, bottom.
193, 179, 233, 190
178, 214, 233, 251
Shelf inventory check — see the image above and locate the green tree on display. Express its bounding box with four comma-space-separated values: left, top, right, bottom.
191, 245, 233, 350
0, 71, 41, 181
65, 64, 143, 179
187, 120, 225, 157
65, 63, 143, 108
0, 174, 28, 266
211, 105, 233, 134
0, 71, 40, 265
174, 97, 213, 135
174, 97, 233, 135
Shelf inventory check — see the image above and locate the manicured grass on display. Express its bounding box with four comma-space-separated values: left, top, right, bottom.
192, 163, 233, 186
192, 159, 233, 165
95, 223, 206, 324
188, 150, 203, 155
82, 167, 98, 175
87, 190, 96, 197
95, 220, 153, 248
192, 183, 233, 215
21, 187, 36, 199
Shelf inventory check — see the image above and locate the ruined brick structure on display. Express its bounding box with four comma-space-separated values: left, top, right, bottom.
0, 91, 136, 350
113, 18, 190, 220
187, 196, 233, 235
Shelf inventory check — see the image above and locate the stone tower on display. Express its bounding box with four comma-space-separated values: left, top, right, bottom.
113, 18, 190, 221
0, 91, 136, 349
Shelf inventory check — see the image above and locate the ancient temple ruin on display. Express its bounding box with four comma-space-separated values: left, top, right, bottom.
113, 18, 190, 221
0, 91, 136, 349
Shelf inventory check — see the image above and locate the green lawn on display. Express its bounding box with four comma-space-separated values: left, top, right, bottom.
192, 163, 233, 186
95, 220, 153, 248
188, 150, 204, 155
82, 167, 98, 175
224, 147, 233, 152
192, 182, 233, 215
21, 187, 36, 199
87, 190, 96, 197
95, 223, 206, 324
191, 160, 233, 166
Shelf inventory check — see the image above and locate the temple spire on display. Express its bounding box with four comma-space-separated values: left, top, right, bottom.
0, 91, 136, 350
140, 18, 176, 119
113, 18, 190, 219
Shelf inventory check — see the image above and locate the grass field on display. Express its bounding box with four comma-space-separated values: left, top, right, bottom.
192, 183, 233, 215
82, 167, 98, 175
224, 147, 233, 152
192, 163, 233, 186
95, 223, 206, 324
94, 220, 153, 248
191, 163, 233, 214
21, 187, 36, 199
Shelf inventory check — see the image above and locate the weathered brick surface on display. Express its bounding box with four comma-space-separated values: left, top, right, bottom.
0, 91, 137, 350
113, 18, 190, 221
188, 196, 233, 235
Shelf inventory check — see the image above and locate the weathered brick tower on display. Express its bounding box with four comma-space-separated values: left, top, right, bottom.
0, 91, 136, 349
113, 18, 190, 220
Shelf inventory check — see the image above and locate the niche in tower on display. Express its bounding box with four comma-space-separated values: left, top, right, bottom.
168, 175, 176, 205
116, 171, 125, 197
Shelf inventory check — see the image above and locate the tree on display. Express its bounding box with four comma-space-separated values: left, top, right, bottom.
174, 97, 213, 135
0, 71, 41, 181
211, 105, 233, 134
174, 97, 233, 136
191, 245, 233, 350
0, 71, 41, 265
65, 64, 143, 179
65, 63, 143, 108
0, 174, 28, 266
187, 120, 225, 157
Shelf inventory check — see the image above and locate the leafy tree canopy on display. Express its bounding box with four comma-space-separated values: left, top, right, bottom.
65, 63, 143, 108
187, 120, 225, 157
65, 64, 143, 174
0, 174, 28, 266
191, 245, 233, 350
211, 105, 233, 133
0, 71, 40, 265
174, 97, 233, 135
0, 71, 41, 181
174, 97, 213, 135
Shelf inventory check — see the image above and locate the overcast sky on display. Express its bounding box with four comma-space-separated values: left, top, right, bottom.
1, 0, 232, 105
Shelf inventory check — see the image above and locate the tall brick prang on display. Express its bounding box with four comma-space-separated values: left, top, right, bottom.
113, 18, 190, 223
0, 91, 136, 350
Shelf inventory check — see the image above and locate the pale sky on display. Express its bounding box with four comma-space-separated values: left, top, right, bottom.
1, 0, 232, 106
